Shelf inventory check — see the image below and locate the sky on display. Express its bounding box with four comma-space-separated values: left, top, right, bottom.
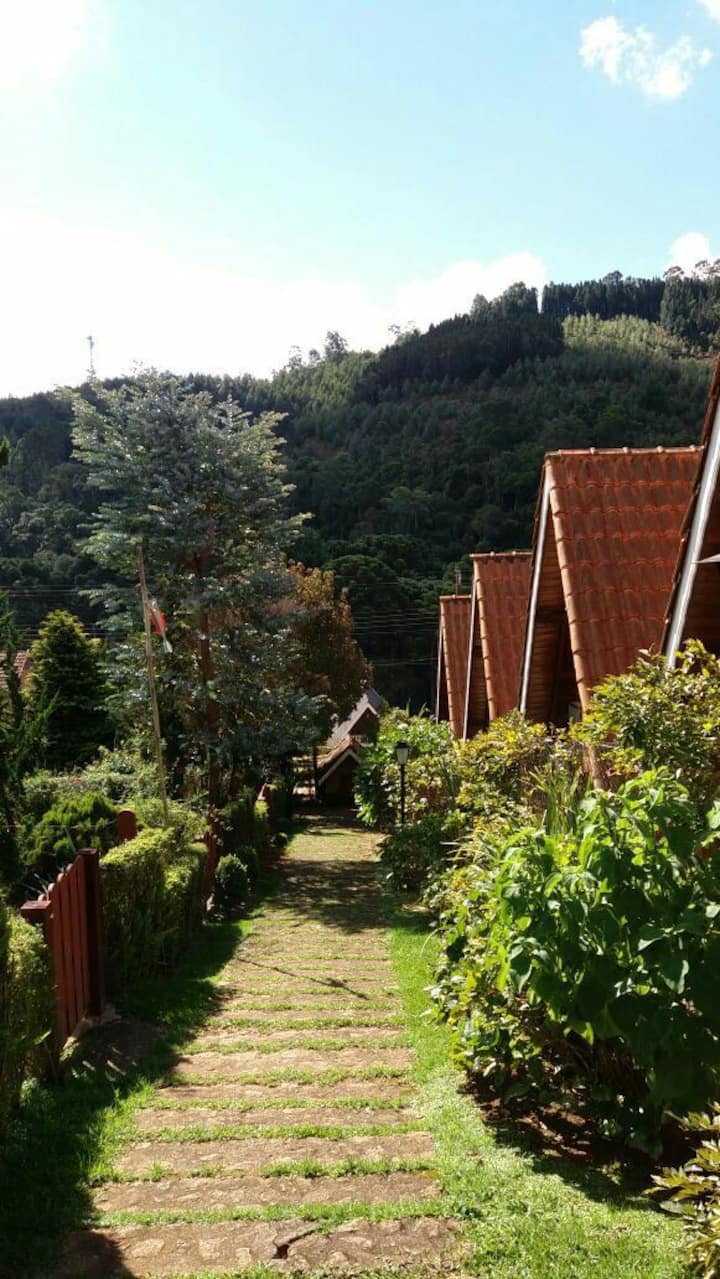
0, 0, 719, 395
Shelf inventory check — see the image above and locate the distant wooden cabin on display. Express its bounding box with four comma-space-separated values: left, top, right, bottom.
0, 650, 32, 693
316, 688, 382, 805
435, 595, 472, 737
664, 358, 720, 662
463, 552, 531, 738
519, 447, 699, 726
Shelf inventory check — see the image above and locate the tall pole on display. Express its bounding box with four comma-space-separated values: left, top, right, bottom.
137, 545, 170, 825
400, 762, 406, 827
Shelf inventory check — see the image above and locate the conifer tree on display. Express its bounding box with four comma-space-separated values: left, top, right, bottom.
28, 610, 113, 771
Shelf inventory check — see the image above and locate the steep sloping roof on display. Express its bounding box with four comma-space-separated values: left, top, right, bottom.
435, 595, 472, 737
317, 735, 361, 785
520, 447, 699, 722
464, 552, 531, 735
663, 357, 720, 661
325, 688, 382, 750
0, 650, 31, 692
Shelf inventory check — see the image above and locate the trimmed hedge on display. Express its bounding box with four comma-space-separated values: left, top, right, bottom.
220, 793, 272, 871
0, 902, 52, 1128
25, 791, 118, 877
101, 828, 206, 992
214, 855, 250, 916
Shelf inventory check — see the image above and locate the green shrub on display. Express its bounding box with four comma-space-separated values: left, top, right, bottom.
380, 811, 468, 892
354, 710, 457, 830
652, 1107, 720, 1277
214, 854, 250, 915
24, 791, 118, 880
163, 841, 207, 965
577, 641, 720, 806
236, 843, 260, 885
220, 793, 272, 864
101, 828, 207, 992
0, 904, 52, 1129
252, 800, 271, 859
432, 770, 720, 1153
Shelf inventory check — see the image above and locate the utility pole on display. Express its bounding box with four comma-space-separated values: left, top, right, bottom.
137, 545, 170, 825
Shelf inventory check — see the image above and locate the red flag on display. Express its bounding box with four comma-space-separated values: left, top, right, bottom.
147, 598, 172, 653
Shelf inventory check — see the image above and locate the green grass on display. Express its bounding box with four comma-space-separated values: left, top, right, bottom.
137, 1119, 422, 1142
385, 898, 689, 1278
98, 1199, 446, 1229
183, 1033, 408, 1055
169, 1064, 411, 1086
146, 1094, 412, 1113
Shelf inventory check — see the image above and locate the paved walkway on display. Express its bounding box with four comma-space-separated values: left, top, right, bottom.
59, 819, 461, 1277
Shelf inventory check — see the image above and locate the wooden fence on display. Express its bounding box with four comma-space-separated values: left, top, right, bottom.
21, 848, 105, 1046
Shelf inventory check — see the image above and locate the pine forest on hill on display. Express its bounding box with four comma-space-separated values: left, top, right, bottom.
1, 269, 719, 705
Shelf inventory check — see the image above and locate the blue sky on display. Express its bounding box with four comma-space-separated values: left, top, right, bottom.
0, 0, 719, 393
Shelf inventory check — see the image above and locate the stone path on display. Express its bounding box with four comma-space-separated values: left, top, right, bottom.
59, 819, 462, 1277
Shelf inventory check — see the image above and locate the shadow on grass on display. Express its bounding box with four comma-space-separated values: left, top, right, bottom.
0, 864, 280, 1279
468, 1078, 661, 1209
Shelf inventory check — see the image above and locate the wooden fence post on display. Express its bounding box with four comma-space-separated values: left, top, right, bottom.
78, 848, 105, 1018
20, 895, 65, 1047
116, 808, 138, 844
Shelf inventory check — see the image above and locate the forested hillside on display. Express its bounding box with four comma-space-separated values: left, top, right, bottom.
0, 272, 717, 704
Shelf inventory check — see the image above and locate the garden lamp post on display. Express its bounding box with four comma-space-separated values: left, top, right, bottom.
394, 739, 410, 827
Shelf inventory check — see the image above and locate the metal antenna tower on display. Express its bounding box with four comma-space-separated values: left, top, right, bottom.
86, 334, 96, 379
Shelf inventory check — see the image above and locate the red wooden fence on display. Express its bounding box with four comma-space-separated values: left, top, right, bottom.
21, 848, 105, 1046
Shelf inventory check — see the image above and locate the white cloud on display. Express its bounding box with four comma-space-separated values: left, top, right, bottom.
580, 16, 712, 99
667, 231, 718, 273
699, 0, 720, 22
0, 212, 548, 396
0, 0, 104, 88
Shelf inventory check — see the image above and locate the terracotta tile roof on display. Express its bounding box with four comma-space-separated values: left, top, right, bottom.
0, 650, 31, 692
466, 552, 531, 729
521, 447, 700, 721
663, 357, 720, 658
436, 595, 472, 737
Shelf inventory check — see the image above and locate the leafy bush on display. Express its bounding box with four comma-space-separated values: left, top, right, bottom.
101, 828, 206, 992
577, 642, 720, 805
354, 710, 457, 829
380, 810, 468, 891
432, 770, 720, 1153
0, 903, 52, 1129
220, 792, 271, 864
23, 746, 162, 818
23, 791, 118, 883
214, 854, 250, 915
652, 1107, 720, 1277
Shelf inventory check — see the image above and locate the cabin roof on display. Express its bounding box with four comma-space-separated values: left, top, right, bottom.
436, 594, 472, 737
325, 687, 382, 750
0, 650, 31, 691
464, 552, 531, 735
316, 735, 361, 785
663, 357, 720, 661
520, 446, 699, 720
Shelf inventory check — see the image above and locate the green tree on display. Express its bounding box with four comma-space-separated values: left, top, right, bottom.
27, 610, 113, 770
0, 597, 46, 887
71, 371, 312, 804
287, 564, 371, 739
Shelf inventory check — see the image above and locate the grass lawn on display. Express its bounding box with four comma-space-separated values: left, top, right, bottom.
386, 893, 689, 1279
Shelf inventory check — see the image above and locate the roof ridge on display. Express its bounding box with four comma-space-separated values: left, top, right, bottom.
546, 445, 700, 459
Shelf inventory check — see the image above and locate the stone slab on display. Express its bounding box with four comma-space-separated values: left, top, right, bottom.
96, 1170, 440, 1214
115, 1131, 435, 1177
